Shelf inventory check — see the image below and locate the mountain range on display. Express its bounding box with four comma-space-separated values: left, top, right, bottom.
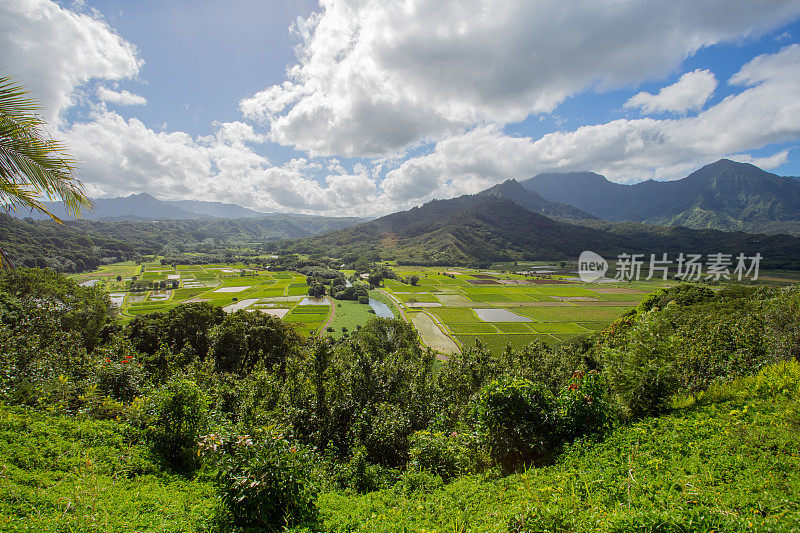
16, 160, 800, 238
10, 158, 800, 270
14, 192, 267, 220
286, 183, 800, 268
520, 159, 800, 234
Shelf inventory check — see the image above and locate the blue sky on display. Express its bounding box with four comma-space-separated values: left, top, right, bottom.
3, 0, 800, 215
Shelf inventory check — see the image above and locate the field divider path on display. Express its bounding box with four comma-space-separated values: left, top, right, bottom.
411, 310, 461, 358
422, 309, 462, 349
376, 288, 408, 321
318, 296, 336, 337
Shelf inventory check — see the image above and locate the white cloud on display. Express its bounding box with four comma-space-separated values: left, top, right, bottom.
728, 150, 790, 169
0, 0, 142, 122
624, 69, 717, 114
59, 111, 382, 216
241, 0, 800, 158
96, 86, 147, 106
382, 45, 800, 202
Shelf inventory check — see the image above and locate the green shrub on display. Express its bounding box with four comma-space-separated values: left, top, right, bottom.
357, 295, 369, 304
507, 506, 571, 532
94, 342, 144, 403
398, 468, 444, 494
364, 402, 411, 467
199, 426, 318, 530
330, 445, 401, 493
555, 370, 612, 441
638, 283, 715, 313
408, 429, 482, 481
143, 378, 208, 473
602, 313, 680, 420
472, 378, 557, 473
696, 359, 800, 405
96, 360, 143, 403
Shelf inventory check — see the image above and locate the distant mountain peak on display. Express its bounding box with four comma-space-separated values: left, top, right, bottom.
126, 192, 159, 200
520, 159, 800, 234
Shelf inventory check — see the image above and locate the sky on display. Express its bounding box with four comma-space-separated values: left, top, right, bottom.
3, 0, 800, 217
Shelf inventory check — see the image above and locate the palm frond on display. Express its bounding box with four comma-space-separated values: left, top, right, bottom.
0, 74, 93, 223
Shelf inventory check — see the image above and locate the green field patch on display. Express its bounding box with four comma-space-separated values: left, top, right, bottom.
126, 304, 173, 315
173, 288, 206, 300
576, 320, 615, 331
429, 307, 477, 323
529, 322, 588, 334
219, 277, 258, 287
455, 334, 548, 352
552, 333, 583, 341
465, 293, 510, 302
326, 300, 374, 338
249, 287, 287, 298
462, 286, 508, 294
288, 322, 321, 335
516, 306, 629, 322
434, 293, 475, 306
592, 292, 649, 302
501, 290, 553, 302
447, 322, 497, 334
271, 273, 292, 279
285, 312, 326, 324
385, 282, 434, 292
291, 305, 329, 314
396, 292, 439, 303
287, 285, 310, 296
494, 322, 533, 333
533, 286, 597, 297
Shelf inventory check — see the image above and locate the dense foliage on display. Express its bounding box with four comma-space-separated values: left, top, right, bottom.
2, 268, 800, 530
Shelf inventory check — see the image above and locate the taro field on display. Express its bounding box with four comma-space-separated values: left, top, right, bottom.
70, 261, 334, 336
73, 261, 671, 354
379, 266, 674, 355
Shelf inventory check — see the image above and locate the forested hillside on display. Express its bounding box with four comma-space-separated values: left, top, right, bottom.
0, 214, 360, 272
285, 194, 800, 268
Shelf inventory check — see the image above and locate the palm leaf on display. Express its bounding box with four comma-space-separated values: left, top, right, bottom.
0, 74, 93, 223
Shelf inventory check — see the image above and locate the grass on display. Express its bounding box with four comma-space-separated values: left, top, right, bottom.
448, 323, 498, 334
529, 322, 588, 334
396, 292, 439, 303
0, 407, 215, 532
326, 300, 376, 338
291, 305, 330, 314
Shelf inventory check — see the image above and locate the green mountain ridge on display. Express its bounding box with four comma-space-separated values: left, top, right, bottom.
477, 179, 597, 220
286, 191, 800, 267
521, 159, 800, 234
0, 213, 362, 272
